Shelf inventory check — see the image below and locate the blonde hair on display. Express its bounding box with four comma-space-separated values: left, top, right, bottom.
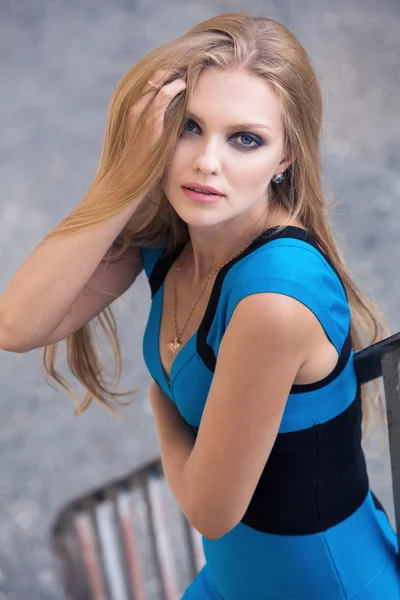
41, 12, 391, 443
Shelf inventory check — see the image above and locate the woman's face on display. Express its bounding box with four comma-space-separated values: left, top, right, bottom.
161, 67, 291, 232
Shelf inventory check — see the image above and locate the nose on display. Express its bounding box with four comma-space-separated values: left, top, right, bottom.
192, 141, 222, 175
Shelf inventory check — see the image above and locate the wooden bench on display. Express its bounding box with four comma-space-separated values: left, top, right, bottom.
50, 332, 400, 599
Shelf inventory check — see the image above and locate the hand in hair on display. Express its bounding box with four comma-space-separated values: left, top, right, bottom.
128, 69, 187, 156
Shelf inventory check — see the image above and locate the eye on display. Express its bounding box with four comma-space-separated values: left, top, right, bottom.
181, 119, 264, 150
232, 133, 262, 148
182, 119, 198, 134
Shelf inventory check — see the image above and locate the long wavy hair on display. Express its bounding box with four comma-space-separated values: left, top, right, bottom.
40, 11, 391, 443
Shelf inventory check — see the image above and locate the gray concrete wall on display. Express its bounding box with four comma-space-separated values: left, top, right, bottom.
0, 0, 399, 597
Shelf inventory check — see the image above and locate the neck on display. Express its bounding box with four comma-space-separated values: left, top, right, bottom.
183, 232, 259, 285
183, 206, 289, 285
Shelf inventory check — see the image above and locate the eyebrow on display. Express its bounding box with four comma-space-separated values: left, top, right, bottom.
186, 111, 273, 133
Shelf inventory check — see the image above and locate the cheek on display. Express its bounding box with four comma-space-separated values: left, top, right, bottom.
162, 147, 185, 191
161, 165, 177, 200
233, 155, 274, 190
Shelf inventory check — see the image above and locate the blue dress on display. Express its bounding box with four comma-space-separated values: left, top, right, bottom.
139, 226, 399, 599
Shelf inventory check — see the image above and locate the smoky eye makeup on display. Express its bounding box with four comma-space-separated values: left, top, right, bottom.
181, 118, 266, 150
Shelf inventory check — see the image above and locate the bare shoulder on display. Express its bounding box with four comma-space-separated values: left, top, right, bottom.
230, 291, 338, 386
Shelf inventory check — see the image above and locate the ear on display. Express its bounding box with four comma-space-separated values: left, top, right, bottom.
278, 154, 296, 173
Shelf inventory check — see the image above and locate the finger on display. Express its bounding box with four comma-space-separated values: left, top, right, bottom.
151, 78, 186, 132
152, 77, 186, 105
144, 69, 171, 94
148, 70, 186, 93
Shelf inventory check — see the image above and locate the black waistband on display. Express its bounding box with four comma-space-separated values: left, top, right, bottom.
240, 384, 369, 535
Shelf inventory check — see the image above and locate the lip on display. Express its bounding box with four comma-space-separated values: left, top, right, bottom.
182, 182, 225, 196
182, 187, 223, 204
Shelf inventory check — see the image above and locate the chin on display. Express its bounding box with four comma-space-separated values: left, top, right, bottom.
171, 203, 226, 228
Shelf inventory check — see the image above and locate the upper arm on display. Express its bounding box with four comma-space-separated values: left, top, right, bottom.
41, 246, 143, 347
187, 292, 314, 539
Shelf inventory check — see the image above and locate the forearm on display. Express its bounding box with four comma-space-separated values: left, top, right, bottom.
149, 382, 197, 523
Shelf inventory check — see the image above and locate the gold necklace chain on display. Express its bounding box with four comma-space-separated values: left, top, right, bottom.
167, 234, 261, 355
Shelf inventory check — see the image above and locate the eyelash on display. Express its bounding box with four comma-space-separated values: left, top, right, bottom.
181, 119, 265, 150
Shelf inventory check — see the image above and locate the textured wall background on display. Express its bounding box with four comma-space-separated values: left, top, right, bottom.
0, 0, 399, 597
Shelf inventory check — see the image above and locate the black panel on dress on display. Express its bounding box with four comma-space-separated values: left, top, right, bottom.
240, 383, 369, 535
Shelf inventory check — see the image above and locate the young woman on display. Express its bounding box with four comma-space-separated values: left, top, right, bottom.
0, 11, 398, 599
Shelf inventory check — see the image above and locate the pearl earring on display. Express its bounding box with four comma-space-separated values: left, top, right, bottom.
272, 172, 285, 184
